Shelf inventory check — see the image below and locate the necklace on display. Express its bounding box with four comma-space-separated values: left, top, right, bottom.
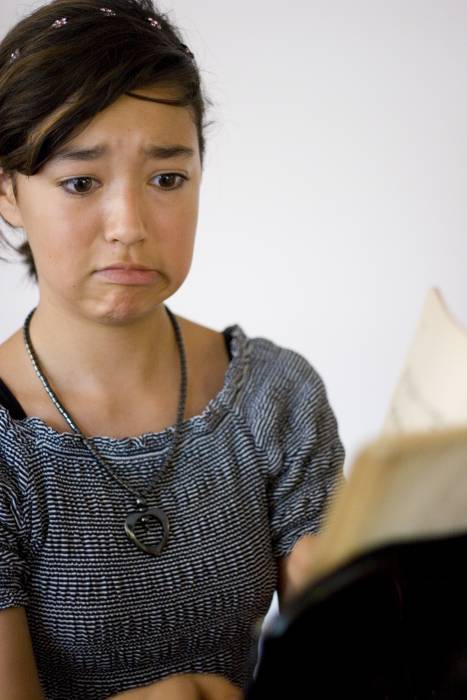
22, 304, 187, 557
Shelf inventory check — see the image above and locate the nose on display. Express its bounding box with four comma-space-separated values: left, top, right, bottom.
103, 184, 147, 246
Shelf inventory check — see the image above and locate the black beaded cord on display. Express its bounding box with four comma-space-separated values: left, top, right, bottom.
22, 304, 188, 556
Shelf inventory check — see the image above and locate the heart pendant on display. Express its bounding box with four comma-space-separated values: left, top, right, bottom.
125, 506, 170, 556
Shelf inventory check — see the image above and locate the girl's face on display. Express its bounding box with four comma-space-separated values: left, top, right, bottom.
0, 85, 202, 324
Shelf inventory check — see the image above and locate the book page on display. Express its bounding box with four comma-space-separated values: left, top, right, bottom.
382, 287, 467, 434
306, 427, 467, 585
299, 289, 467, 587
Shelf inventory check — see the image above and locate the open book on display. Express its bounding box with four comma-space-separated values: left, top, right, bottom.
249, 420, 467, 697
306, 287, 467, 584
248, 288, 467, 698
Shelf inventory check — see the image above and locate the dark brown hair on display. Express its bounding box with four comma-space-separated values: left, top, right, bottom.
0, 0, 213, 282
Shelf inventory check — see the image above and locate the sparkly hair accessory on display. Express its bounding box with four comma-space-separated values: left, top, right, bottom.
51, 17, 68, 28
8, 8, 194, 63
147, 17, 161, 29
8, 48, 21, 63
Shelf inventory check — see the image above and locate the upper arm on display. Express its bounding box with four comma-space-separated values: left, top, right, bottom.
276, 534, 321, 609
265, 354, 345, 560
0, 445, 44, 698
0, 606, 45, 700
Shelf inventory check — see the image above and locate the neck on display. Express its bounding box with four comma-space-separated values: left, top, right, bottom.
25, 302, 178, 403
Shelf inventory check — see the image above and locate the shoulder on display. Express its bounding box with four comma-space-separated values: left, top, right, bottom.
175, 316, 231, 399
240, 330, 327, 406
0, 329, 35, 420
0, 328, 22, 371
181, 316, 326, 411
0, 328, 26, 394
175, 315, 227, 360
232, 330, 343, 460
0, 396, 30, 517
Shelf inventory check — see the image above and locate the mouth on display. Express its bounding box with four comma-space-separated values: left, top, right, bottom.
95, 267, 160, 285
98, 263, 154, 272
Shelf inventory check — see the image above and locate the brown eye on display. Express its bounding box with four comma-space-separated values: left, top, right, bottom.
58, 173, 188, 196
60, 177, 95, 195
153, 173, 187, 190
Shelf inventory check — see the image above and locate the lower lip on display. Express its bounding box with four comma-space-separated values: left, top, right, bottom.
96, 268, 160, 285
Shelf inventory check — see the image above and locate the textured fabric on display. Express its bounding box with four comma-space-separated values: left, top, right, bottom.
0, 322, 345, 699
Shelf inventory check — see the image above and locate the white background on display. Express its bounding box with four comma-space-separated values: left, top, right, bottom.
1, 0, 466, 646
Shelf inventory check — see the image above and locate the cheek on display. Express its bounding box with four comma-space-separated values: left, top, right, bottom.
159, 198, 197, 234
164, 215, 197, 263
26, 218, 92, 276
159, 193, 198, 237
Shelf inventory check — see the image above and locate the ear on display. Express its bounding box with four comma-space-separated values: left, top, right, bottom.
0, 169, 24, 228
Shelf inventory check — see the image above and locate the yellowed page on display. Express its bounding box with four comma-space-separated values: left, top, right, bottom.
294, 288, 467, 592
306, 427, 467, 586
383, 287, 467, 434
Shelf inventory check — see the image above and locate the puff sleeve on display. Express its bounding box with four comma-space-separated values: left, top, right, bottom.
265, 354, 345, 559
0, 460, 30, 609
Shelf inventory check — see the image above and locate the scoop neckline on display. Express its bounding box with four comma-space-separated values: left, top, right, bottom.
1, 323, 250, 451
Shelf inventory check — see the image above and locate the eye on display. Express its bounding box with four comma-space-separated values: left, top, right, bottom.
59, 176, 96, 195
58, 173, 188, 196
152, 173, 187, 190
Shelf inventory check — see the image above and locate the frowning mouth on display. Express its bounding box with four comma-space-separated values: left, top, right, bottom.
95, 267, 160, 285
98, 262, 155, 272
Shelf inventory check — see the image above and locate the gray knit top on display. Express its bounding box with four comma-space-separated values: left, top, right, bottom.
0, 323, 345, 699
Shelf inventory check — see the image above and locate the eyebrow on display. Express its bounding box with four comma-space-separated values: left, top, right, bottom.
49, 143, 196, 163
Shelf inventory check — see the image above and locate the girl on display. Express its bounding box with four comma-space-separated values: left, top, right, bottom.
0, 1, 345, 698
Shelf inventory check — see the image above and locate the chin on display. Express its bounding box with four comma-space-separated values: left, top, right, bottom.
86, 295, 164, 326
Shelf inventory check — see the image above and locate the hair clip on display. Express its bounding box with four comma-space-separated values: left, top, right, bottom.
51, 17, 68, 28
100, 7, 117, 16
147, 17, 162, 30
8, 48, 21, 64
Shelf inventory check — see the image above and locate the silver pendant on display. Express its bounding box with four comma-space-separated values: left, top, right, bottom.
125, 499, 170, 556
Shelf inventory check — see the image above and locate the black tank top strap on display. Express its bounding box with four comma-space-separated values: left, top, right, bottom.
0, 378, 27, 419
222, 327, 233, 361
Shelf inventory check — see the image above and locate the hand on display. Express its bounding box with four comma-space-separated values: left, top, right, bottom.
109, 673, 244, 700
277, 534, 322, 607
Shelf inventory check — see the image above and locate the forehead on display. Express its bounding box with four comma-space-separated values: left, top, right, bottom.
67, 90, 197, 149
36, 86, 199, 167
